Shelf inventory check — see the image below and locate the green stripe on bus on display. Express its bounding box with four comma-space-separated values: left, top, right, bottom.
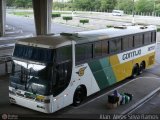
88, 57, 117, 90
100, 58, 117, 85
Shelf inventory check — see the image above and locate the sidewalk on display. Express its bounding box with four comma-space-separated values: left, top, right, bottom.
56, 77, 160, 119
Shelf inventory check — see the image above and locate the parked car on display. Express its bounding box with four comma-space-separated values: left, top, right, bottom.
112, 10, 124, 16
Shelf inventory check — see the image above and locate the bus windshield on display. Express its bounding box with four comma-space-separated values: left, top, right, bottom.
13, 44, 54, 63
10, 60, 53, 95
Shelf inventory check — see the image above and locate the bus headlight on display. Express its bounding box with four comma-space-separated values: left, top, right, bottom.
36, 95, 50, 103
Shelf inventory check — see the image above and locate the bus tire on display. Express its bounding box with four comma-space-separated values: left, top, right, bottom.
73, 86, 87, 106
139, 61, 146, 74
131, 64, 139, 78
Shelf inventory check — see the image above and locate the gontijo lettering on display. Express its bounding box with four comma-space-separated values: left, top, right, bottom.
122, 49, 141, 60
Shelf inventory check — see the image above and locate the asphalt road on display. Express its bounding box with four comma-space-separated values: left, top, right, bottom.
132, 92, 160, 114
6, 14, 84, 35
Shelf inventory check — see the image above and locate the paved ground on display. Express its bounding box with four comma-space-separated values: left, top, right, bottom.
6, 14, 84, 36
132, 92, 160, 114
8, 10, 160, 30
52, 11, 160, 29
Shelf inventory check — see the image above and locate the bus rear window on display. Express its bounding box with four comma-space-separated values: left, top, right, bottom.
13, 44, 54, 63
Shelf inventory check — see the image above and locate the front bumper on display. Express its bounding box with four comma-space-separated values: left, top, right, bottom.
9, 87, 52, 113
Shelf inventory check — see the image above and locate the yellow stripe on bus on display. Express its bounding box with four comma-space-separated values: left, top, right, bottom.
110, 52, 155, 82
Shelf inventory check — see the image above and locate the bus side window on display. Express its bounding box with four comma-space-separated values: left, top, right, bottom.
56, 46, 72, 63
53, 46, 72, 96
144, 32, 152, 45
122, 36, 129, 50
128, 36, 134, 48
134, 34, 143, 47
53, 62, 71, 96
75, 44, 93, 64
94, 41, 102, 57
151, 31, 156, 43
109, 38, 121, 53
102, 40, 109, 55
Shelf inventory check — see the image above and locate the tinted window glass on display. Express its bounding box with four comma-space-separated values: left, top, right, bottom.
102, 40, 109, 55
109, 38, 121, 53
76, 44, 93, 63
94, 42, 102, 57
134, 34, 143, 47
122, 37, 129, 50
128, 36, 134, 48
56, 46, 72, 63
53, 61, 72, 96
13, 44, 53, 63
152, 31, 156, 42
144, 32, 151, 45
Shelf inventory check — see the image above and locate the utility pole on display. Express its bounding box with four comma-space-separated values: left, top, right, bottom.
132, 0, 135, 25
153, 0, 156, 17
0, 0, 6, 36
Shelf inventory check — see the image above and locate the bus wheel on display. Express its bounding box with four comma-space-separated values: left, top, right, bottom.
73, 86, 86, 106
131, 64, 139, 78
139, 61, 145, 74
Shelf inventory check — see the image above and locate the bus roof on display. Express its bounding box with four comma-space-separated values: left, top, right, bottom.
16, 25, 156, 49
76, 25, 156, 44
16, 35, 72, 49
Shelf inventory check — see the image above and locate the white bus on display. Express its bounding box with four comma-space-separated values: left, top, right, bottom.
9, 25, 157, 113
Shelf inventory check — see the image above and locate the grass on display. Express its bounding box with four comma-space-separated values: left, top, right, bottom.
53, 12, 72, 14
12, 12, 33, 17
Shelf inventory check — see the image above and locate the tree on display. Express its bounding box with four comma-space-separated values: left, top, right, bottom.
6, 0, 32, 8
155, 4, 160, 13
72, 0, 97, 11
135, 0, 154, 13
100, 0, 117, 11
116, 0, 133, 12
6, 0, 16, 7
93, 0, 101, 11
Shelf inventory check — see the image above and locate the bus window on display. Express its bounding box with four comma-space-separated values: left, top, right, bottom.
122, 37, 129, 50
13, 44, 54, 63
52, 45, 73, 96
53, 61, 72, 96
123, 36, 134, 50
94, 41, 102, 57
56, 46, 72, 64
76, 44, 93, 63
144, 32, 152, 45
102, 40, 109, 55
128, 36, 134, 48
109, 38, 121, 53
151, 31, 156, 42
134, 34, 143, 47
